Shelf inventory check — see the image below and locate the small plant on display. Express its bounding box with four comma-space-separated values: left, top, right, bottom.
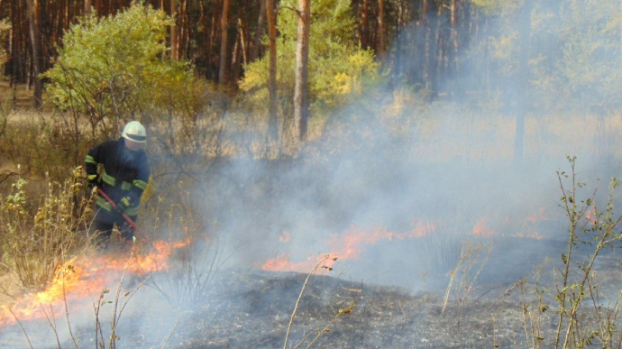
551, 156, 622, 348
94, 243, 154, 349
0, 167, 93, 291
441, 239, 493, 329
283, 254, 355, 349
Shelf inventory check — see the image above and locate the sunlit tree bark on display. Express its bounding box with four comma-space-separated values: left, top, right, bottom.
377, 0, 385, 60
266, 0, 278, 140
294, 0, 310, 140
219, 0, 231, 84
514, 0, 533, 163
25, 0, 42, 108
251, 0, 265, 61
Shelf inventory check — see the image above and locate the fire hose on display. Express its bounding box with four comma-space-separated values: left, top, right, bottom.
96, 188, 148, 243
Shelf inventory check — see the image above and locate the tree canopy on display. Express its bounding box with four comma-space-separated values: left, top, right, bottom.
240, 0, 380, 114
43, 3, 202, 128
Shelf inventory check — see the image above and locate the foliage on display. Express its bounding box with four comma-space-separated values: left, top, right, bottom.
43, 3, 203, 135
0, 18, 10, 76
552, 0, 622, 111
0, 168, 93, 291
240, 0, 381, 122
550, 156, 622, 348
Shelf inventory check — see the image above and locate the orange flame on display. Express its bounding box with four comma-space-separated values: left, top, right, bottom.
525, 207, 549, 223
261, 214, 552, 273
473, 217, 497, 237
0, 238, 192, 327
261, 220, 437, 272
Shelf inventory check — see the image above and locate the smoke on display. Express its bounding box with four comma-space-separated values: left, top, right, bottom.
201, 0, 622, 291
3, 1, 622, 347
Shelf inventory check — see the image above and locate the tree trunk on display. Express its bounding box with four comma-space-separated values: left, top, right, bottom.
449, 0, 458, 98
95, 0, 103, 15
252, 0, 266, 62
266, 0, 278, 140
85, 0, 92, 16
219, 0, 231, 85
25, 0, 42, 109
514, 0, 533, 163
170, 0, 178, 59
294, 0, 310, 141
377, 0, 385, 60
360, 0, 369, 49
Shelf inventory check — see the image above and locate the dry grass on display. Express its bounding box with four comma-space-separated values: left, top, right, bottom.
0, 167, 94, 292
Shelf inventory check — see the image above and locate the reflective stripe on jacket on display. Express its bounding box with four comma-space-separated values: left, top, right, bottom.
85, 138, 150, 218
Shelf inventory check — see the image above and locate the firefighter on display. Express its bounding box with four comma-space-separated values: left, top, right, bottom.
85, 120, 150, 248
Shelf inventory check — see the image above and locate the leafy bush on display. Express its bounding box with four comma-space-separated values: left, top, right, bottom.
43, 3, 204, 136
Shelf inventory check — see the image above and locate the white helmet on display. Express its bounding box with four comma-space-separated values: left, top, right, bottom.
122, 121, 147, 143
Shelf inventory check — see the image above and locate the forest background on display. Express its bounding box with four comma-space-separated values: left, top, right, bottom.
1, 0, 622, 293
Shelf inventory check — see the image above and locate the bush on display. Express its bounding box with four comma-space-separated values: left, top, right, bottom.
0, 167, 93, 291
43, 3, 204, 137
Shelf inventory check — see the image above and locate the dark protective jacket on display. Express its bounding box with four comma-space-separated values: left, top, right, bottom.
85, 138, 150, 221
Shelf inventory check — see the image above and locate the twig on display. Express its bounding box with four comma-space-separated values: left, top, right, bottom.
61, 250, 79, 349
7, 307, 34, 349
160, 314, 182, 349
109, 244, 137, 349
40, 304, 62, 349
283, 254, 333, 349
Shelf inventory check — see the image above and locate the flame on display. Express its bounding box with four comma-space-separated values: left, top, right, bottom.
278, 231, 291, 243
472, 217, 497, 237
261, 214, 552, 273
0, 238, 192, 327
525, 207, 548, 223
261, 220, 437, 272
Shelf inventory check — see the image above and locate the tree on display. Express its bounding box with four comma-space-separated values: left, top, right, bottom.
43, 3, 200, 135
294, 0, 310, 140
266, 0, 278, 139
0, 19, 10, 75
219, 0, 232, 84
169, 0, 178, 59
377, 0, 385, 60
513, 0, 532, 163
240, 0, 380, 137
25, 0, 42, 109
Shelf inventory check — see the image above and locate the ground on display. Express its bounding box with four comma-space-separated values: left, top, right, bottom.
1, 251, 620, 349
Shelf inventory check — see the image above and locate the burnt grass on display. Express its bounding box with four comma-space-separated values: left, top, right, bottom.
1, 249, 621, 349
115, 255, 619, 349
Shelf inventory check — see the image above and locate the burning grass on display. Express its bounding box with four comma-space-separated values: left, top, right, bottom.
0, 238, 193, 327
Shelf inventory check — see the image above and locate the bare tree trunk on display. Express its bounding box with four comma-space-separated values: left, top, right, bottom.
95, 0, 103, 15
252, 0, 266, 62
170, 0, 178, 59
25, 0, 42, 109
449, 0, 458, 98
294, 0, 310, 141
360, 0, 369, 49
377, 0, 385, 60
514, 0, 533, 163
266, 0, 278, 140
85, 0, 92, 16
219, 0, 231, 85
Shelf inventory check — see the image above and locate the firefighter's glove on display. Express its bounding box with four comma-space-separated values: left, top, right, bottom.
114, 197, 131, 215
87, 175, 99, 192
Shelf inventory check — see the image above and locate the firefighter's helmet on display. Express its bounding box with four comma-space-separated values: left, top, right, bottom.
122, 121, 147, 143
